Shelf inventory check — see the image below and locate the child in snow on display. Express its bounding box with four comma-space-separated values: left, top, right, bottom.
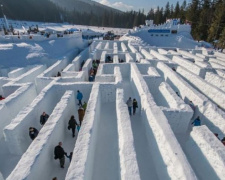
66, 152, 73, 162
192, 116, 201, 126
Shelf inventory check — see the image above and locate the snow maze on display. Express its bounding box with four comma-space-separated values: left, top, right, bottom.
1, 39, 225, 180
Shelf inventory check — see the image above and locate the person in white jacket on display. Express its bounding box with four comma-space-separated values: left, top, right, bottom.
126, 97, 133, 116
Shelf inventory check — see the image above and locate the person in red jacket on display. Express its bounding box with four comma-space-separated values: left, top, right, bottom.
0, 95, 5, 100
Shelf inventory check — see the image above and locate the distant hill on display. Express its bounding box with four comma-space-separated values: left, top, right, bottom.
50, 0, 122, 15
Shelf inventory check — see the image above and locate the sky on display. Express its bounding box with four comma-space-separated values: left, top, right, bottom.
94, 0, 190, 13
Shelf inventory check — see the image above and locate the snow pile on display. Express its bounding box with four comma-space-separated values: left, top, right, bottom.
0, 35, 84, 68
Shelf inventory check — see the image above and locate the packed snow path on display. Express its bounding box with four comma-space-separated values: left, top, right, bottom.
0, 38, 225, 180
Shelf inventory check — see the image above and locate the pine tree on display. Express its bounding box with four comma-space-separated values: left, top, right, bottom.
197, 0, 211, 40
186, 0, 201, 40
164, 2, 171, 20
174, 2, 180, 18
208, 0, 225, 42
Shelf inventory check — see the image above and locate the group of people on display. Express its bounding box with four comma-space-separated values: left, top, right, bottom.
126, 97, 138, 116
29, 111, 49, 141
89, 60, 99, 82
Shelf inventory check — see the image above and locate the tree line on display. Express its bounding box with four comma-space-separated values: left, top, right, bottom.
0, 0, 225, 48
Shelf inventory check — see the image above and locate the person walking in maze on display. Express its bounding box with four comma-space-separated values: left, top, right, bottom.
192, 116, 201, 126
40, 112, 49, 125
29, 127, 39, 140
66, 152, 73, 162
82, 101, 87, 112
126, 97, 133, 116
78, 107, 85, 126
77, 90, 83, 106
133, 98, 138, 115
0, 95, 5, 100
68, 115, 79, 138
54, 142, 67, 168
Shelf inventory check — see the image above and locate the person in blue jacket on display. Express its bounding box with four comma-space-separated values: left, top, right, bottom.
77, 90, 83, 106
192, 116, 201, 126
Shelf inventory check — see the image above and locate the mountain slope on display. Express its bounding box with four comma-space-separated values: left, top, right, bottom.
50, 0, 122, 15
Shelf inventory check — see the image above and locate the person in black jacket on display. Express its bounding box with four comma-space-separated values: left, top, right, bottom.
54, 142, 67, 168
68, 115, 79, 138
29, 127, 39, 140
133, 98, 138, 115
40, 112, 49, 125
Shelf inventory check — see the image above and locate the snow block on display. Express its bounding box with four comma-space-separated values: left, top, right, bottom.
0, 83, 36, 139
0, 77, 11, 96
121, 42, 128, 52
209, 58, 225, 67
159, 82, 193, 134
150, 50, 171, 61
186, 125, 225, 180
8, 68, 25, 78
177, 49, 205, 61
141, 49, 154, 59
216, 69, 225, 78
215, 51, 225, 59
116, 89, 140, 180
125, 53, 134, 62
7, 91, 75, 180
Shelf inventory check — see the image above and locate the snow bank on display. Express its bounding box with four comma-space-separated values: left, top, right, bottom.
0, 36, 85, 68
172, 56, 206, 78
0, 83, 36, 139
7, 91, 75, 180
186, 125, 225, 179
205, 72, 225, 92
177, 66, 225, 109
130, 63, 196, 179
116, 88, 140, 180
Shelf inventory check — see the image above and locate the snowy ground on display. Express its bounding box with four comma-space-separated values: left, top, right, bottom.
0, 21, 225, 180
